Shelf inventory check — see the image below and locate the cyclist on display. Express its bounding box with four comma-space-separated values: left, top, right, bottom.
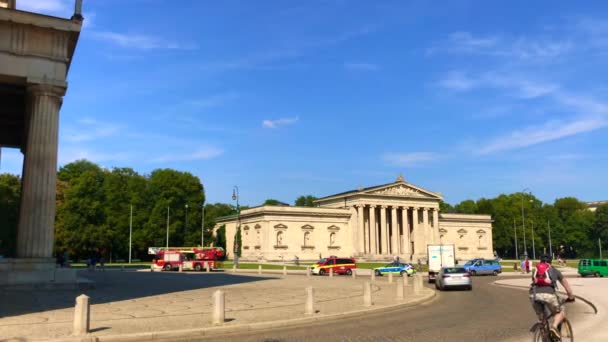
529, 254, 575, 339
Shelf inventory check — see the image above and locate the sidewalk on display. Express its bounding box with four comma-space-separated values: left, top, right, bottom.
0, 269, 434, 342
495, 270, 606, 342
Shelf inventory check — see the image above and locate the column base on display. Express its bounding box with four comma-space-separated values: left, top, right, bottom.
0, 258, 79, 288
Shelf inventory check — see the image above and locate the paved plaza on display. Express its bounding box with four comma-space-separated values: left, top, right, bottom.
0, 269, 433, 341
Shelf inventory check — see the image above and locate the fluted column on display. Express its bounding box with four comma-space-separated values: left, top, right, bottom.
17, 83, 65, 259
422, 208, 429, 252
357, 205, 365, 254
390, 206, 398, 255
380, 206, 388, 254
401, 207, 410, 255
432, 208, 439, 244
412, 207, 421, 255
369, 205, 377, 255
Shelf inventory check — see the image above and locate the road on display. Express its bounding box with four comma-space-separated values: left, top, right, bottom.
200, 276, 588, 342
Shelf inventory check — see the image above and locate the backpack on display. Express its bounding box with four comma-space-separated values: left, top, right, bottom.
533, 262, 554, 287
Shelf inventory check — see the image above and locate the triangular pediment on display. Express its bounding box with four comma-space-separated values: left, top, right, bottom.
364, 182, 442, 199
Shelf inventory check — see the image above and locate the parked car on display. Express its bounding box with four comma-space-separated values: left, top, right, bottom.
310, 256, 356, 275
373, 262, 416, 277
435, 267, 472, 291
578, 259, 608, 277
464, 259, 502, 276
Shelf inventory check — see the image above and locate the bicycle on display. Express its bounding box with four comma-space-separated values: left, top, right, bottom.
530, 296, 575, 342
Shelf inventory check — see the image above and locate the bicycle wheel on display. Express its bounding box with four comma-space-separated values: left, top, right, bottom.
559, 319, 573, 342
531, 325, 547, 342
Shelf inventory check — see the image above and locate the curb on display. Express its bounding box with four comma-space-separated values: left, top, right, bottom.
43, 289, 436, 342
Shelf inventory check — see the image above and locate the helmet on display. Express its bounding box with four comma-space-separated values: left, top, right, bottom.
541, 254, 552, 263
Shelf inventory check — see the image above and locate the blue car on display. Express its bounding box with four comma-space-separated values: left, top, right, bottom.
463, 259, 502, 276
373, 262, 416, 277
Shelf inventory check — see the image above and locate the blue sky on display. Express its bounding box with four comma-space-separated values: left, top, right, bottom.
3, 0, 608, 206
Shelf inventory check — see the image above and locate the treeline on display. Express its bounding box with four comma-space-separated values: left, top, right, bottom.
0, 160, 239, 261
442, 194, 608, 259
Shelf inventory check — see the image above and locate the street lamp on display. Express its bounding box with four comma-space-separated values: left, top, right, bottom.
520, 188, 531, 258
185, 203, 189, 245
513, 218, 519, 260
201, 203, 205, 247
232, 186, 240, 267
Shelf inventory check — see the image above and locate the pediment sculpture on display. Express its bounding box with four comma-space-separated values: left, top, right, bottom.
369, 184, 428, 198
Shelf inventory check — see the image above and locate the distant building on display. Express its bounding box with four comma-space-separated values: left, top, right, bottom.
215, 176, 494, 262
587, 201, 608, 212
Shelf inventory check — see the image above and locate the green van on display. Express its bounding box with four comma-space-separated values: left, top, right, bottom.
578, 259, 608, 277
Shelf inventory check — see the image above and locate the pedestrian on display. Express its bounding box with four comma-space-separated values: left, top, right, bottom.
99, 255, 105, 272
293, 255, 299, 266
91, 254, 97, 272
525, 257, 530, 274
393, 255, 400, 264
520, 259, 526, 274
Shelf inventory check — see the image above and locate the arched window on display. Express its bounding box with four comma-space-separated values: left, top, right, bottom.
329, 232, 336, 246
303, 231, 310, 247
276, 231, 284, 246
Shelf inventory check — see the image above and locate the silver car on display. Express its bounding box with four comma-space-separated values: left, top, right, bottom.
435, 266, 472, 291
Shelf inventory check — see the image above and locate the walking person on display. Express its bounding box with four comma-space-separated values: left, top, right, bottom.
525, 257, 531, 274
520, 259, 526, 274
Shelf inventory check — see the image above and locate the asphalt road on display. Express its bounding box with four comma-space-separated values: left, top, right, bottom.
200, 276, 587, 342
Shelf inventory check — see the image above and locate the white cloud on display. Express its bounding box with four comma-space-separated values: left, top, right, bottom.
344, 62, 380, 71
477, 117, 608, 155
90, 31, 197, 50
62, 118, 124, 143
151, 146, 224, 163
262, 117, 299, 129
431, 31, 572, 60
382, 152, 439, 166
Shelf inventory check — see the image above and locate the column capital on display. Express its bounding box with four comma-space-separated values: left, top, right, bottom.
27, 83, 67, 98
422, 207, 429, 211
380, 205, 388, 209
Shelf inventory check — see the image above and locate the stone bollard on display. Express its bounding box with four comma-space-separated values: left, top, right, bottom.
413, 275, 423, 295
179, 263, 183, 272
306, 266, 311, 278
258, 264, 262, 274
329, 268, 333, 278
232, 265, 237, 273
351, 269, 356, 279
73, 294, 90, 336
403, 274, 409, 287
212, 290, 225, 325
283, 265, 287, 276
388, 272, 393, 284
371, 270, 376, 282
363, 281, 373, 307
204, 262, 210, 273
397, 282, 404, 300
305, 287, 315, 315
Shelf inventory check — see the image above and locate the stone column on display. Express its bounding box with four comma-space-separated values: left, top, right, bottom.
432, 208, 439, 244
369, 205, 377, 255
357, 205, 365, 254
401, 207, 410, 256
422, 208, 429, 253
17, 84, 65, 259
412, 207, 420, 255
380, 206, 388, 255
391, 206, 399, 255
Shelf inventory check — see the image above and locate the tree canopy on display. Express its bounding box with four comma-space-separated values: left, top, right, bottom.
295, 195, 318, 207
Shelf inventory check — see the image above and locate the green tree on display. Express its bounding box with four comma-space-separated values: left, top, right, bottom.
263, 199, 282, 206
215, 224, 226, 251
295, 195, 318, 207
454, 199, 478, 214
593, 204, 608, 244
0, 173, 21, 257
438, 200, 454, 213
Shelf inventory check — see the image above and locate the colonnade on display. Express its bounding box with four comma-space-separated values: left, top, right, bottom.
354, 204, 439, 258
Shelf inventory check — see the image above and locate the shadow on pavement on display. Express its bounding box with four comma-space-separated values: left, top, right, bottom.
0, 271, 276, 317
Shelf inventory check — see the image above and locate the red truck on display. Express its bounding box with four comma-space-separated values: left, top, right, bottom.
149, 247, 224, 271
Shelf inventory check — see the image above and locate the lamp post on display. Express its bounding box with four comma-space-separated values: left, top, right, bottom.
129, 204, 133, 264
513, 218, 519, 260
521, 188, 531, 258
531, 220, 536, 260
201, 203, 205, 247
185, 204, 189, 245
166, 206, 170, 254
232, 186, 240, 267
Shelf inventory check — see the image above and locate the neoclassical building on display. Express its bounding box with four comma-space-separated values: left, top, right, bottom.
215, 176, 494, 263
